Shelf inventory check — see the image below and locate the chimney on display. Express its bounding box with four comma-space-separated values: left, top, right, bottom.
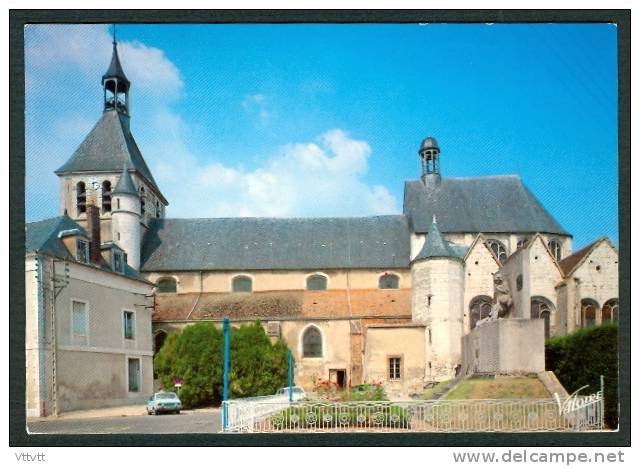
86, 203, 102, 264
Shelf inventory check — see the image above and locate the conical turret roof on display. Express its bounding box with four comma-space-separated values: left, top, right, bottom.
112, 163, 138, 196
413, 216, 461, 261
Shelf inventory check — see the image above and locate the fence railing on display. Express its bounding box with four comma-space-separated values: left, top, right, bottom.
221, 397, 603, 433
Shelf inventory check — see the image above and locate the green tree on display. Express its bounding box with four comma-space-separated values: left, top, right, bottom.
154, 321, 289, 408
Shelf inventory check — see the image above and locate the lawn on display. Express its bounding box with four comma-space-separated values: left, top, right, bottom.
444, 376, 551, 400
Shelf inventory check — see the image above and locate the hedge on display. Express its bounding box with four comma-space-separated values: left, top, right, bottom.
545, 324, 618, 428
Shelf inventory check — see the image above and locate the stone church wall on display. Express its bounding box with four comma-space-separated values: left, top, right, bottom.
571, 241, 619, 319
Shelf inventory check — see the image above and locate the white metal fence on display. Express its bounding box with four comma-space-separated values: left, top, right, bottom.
222, 397, 604, 433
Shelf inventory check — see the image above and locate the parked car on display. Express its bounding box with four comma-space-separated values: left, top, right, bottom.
276, 386, 306, 401
146, 392, 182, 415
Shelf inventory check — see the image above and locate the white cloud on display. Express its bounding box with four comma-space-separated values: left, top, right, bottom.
25, 24, 183, 101
151, 127, 399, 219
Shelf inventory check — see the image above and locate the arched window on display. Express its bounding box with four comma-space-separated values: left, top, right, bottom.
548, 239, 562, 261
469, 295, 493, 330
140, 186, 146, 217
486, 239, 508, 264
531, 296, 553, 338
76, 181, 86, 214
601, 299, 618, 323
156, 200, 161, 218
581, 299, 599, 328
302, 326, 323, 358
306, 274, 327, 291
156, 277, 177, 293
232, 275, 253, 293
102, 180, 112, 213
378, 273, 400, 289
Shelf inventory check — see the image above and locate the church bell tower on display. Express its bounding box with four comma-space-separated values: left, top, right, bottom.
419, 136, 441, 187
102, 34, 131, 116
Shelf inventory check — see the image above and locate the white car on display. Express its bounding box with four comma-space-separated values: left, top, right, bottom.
276, 386, 306, 401
146, 392, 182, 415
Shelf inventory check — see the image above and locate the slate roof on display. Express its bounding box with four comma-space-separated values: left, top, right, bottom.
102, 42, 130, 85
403, 175, 568, 235
54, 110, 166, 204
413, 219, 464, 262
26, 215, 150, 283
26, 216, 81, 260
140, 216, 411, 272
112, 163, 138, 196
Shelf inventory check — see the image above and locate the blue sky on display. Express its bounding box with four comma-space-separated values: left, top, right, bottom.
24, 23, 618, 249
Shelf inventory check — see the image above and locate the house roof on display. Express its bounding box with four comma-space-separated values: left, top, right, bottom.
413, 218, 463, 262
140, 215, 411, 272
403, 175, 568, 235
26, 215, 150, 284
26, 216, 81, 260
54, 110, 166, 204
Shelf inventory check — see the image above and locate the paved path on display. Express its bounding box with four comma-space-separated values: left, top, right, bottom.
27, 408, 221, 434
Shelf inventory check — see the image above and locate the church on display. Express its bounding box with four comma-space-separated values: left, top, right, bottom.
26, 40, 619, 412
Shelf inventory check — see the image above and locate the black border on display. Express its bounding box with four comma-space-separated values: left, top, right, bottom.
9, 9, 631, 447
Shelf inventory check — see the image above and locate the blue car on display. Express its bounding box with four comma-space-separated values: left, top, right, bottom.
146, 392, 182, 415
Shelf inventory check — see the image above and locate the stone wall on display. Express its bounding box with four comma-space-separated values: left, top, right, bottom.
461, 319, 545, 375
145, 268, 412, 294
571, 240, 619, 325
363, 325, 426, 399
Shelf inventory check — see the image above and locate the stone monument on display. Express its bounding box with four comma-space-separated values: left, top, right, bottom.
461, 270, 545, 376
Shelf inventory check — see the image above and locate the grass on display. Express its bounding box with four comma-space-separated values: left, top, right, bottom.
444, 376, 551, 400
420, 380, 451, 400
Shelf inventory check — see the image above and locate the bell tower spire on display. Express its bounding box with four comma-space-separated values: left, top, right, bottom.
102, 26, 131, 115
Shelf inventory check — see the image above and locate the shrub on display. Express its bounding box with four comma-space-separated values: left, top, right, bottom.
545, 324, 618, 428
154, 321, 290, 408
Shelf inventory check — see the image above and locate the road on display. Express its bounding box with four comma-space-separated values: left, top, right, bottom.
27, 408, 222, 434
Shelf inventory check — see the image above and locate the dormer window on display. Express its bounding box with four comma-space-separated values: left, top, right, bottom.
76, 239, 90, 263
113, 250, 125, 274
